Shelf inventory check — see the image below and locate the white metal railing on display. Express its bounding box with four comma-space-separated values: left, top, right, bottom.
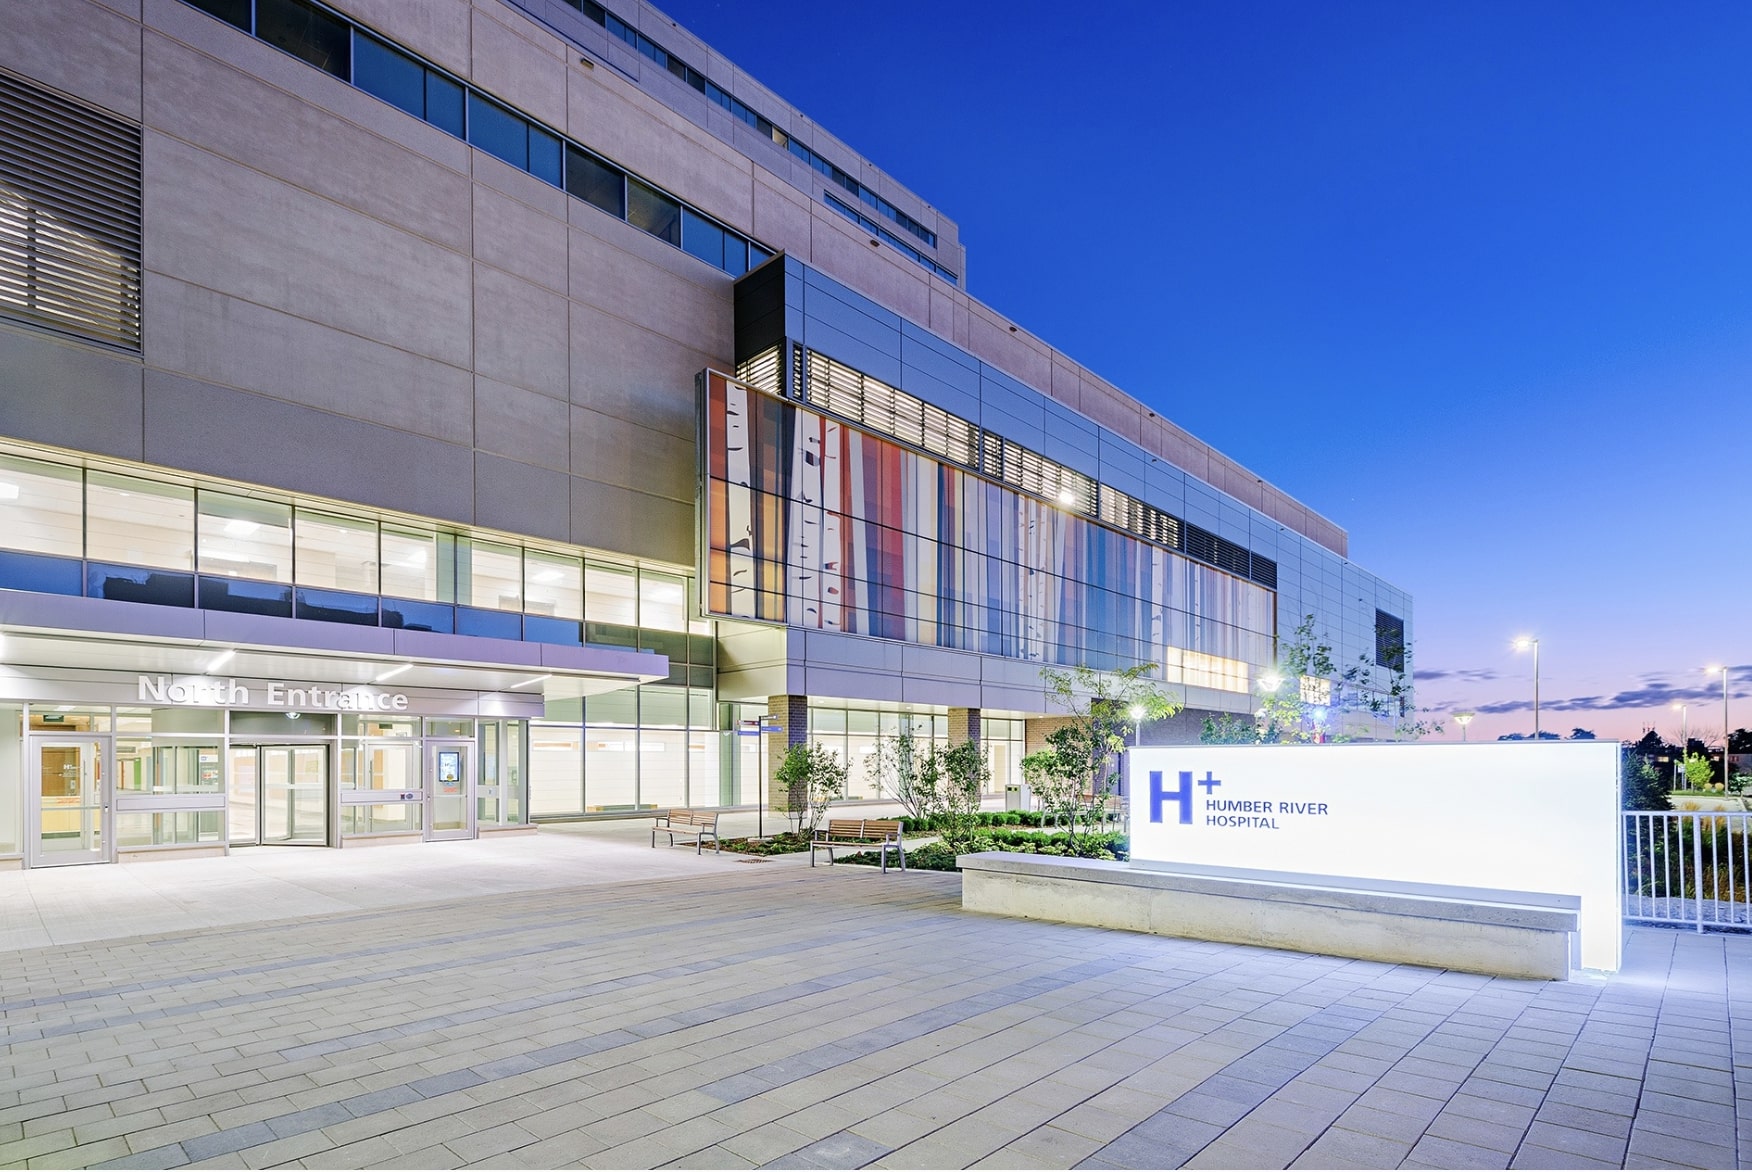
1623, 811, 1752, 930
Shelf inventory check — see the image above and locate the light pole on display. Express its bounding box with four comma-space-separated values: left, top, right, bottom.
1708, 665, 1731, 786
1455, 712, 1474, 742
1513, 637, 1540, 739
1674, 702, 1689, 789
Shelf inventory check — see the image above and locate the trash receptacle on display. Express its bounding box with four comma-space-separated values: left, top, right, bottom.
1004, 781, 1032, 811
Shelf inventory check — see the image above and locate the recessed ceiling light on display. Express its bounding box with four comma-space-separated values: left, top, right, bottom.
375, 663, 414, 683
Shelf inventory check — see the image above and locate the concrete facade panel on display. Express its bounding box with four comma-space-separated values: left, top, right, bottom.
144, 276, 474, 447
336, 0, 473, 78
471, 181, 571, 294
568, 408, 693, 505
0, 327, 144, 462
142, 28, 474, 254
567, 476, 692, 565
473, 264, 571, 399
567, 303, 714, 444
469, 4, 569, 131
474, 375, 570, 472
563, 64, 755, 232
141, 369, 476, 524
5, 0, 142, 120
750, 176, 813, 260
565, 222, 732, 356
144, 133, 475, 369
473, 452, 570, 544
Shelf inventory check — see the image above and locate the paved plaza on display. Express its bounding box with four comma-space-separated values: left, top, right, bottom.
1, 826, 1749, 1170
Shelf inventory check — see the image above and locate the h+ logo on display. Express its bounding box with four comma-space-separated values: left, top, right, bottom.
1149, 770, 1222, 824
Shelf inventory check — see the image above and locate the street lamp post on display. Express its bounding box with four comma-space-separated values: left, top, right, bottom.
1513, 637, 1540, 739
1708, 665, 1731, 786
1455, 712, 1474, 742
1674, 702, 1689, 790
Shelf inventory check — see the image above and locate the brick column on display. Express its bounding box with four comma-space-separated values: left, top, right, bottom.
1024, 716, 1074, 756
948, 707, 981, 747
764, 694, 809, 814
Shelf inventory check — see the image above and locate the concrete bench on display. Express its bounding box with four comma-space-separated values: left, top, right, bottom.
811, 819, 905, 873
959, 853, 1580, 980
651, 808, 720, 854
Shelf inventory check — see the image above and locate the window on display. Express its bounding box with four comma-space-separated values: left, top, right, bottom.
525, 550, 583, 620
255, 0, 349, 78
627, 180, 680, 245
0, 454, 82, 558
424, 71, 464, 137
174, 0, 768, 280
467, 92, 527, 170
586, 562, 637, 626
681, 207, 726, 270
461, 538, 521, 611
380, 525, 437, 600
0, 70, 143, 348
1376, 610, 1406, 672
86, 472, 193, 570
294, 509, 377, 593
184, 0, 249, 30
639, 572, 688, 632
528, 127, 562, 187
197, 492, 292, 582
566, 148, 625, 217
353, 34, 424, 120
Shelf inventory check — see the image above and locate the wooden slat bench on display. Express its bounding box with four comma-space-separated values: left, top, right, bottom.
650, 808, 721, 854
810, 818, 906, 872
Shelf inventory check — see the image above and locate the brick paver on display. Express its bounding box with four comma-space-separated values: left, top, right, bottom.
0, 832, 1747, 1169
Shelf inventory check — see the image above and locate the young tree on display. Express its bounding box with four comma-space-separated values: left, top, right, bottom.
775, 742, 849, 837
867, 731, 926, 821
933, 740, 990, 852
1684, 752, 1715, 791
1038, 663, 1177, 839
1621, 751, 1670, 811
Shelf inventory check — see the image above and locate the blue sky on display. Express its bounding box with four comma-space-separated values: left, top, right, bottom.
655, 0, 1752, 744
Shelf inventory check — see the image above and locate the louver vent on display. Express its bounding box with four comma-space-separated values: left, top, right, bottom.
0, 69, 142, 349
734, 344, 783, 394
804, 350, 977, 468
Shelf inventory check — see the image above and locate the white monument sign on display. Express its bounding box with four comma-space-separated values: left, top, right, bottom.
1127, 742, 1623, 972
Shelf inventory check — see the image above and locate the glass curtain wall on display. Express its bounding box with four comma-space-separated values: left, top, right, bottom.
0, 445, 703, 653
114, 707, 226, 848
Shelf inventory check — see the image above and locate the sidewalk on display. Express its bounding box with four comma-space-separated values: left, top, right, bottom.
0, 829, 1747, 1170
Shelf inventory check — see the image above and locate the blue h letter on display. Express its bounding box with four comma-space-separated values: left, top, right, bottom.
1149, 770, 1193, 825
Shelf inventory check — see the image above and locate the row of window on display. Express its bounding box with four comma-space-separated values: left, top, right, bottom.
824, 196, 960, 284
767, 345, 1279, 590
180, 0, 771, 278
567, 0, 941, 253
0, 450, 703, 632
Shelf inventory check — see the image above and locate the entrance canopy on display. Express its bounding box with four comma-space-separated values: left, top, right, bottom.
0, 590, 667, 715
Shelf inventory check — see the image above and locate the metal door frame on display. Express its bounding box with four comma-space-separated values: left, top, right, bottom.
424, 740, 475, 842
26, 734, 113, 867
230, 743, 331, 847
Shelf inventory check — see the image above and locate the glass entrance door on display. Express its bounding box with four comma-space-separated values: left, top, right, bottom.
30, 738, 110, 866
425, 742, 473, 841
229, 745, 328, 846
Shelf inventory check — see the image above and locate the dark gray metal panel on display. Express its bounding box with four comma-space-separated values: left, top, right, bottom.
0, 326, 144, 460
474, 452, 570, 544
731, 253, 788, 366
141, 368, 475, 523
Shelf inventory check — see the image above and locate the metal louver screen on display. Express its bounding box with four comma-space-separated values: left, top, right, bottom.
0, 69, 142, 349
734, 344, 783, 394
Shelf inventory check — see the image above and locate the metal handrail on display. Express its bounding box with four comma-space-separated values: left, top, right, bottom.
1623, 810, 1752, 931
